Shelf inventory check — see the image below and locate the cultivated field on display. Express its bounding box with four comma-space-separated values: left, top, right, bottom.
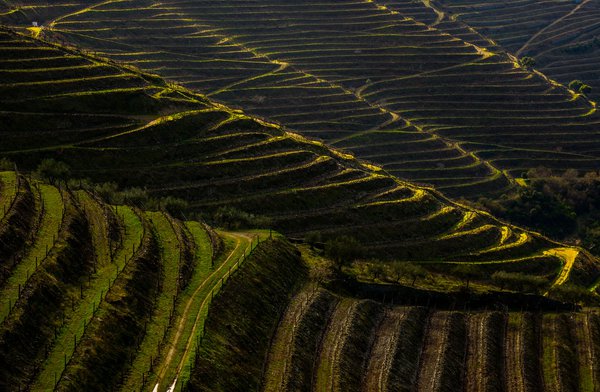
2, 2, 600, 391
194, 267, 600, 392
3, 0, 600, 198
0, 168, 271, 391
431, 0, 600, 101
0, 30, 596, 288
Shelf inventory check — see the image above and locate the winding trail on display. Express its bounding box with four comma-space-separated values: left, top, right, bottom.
152, 231, 255, 392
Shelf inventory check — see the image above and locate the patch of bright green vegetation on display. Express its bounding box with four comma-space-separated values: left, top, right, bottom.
76, 190, 111, 265
122, 211, 181, 391
161, 231, 273, 391
153, 232, 236, 390
31, 203, 143, 391
0, 183, 63, 324
135, 221, 215, 391
187, 238, 308, 391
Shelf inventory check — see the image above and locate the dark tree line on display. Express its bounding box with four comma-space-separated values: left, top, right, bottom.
475, 167, 600, 253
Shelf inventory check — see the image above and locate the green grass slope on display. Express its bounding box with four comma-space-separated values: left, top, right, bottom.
0, 171, 260, 391
187, 238, 308, 392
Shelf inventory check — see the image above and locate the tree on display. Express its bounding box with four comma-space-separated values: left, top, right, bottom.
519, 56, 536, 69
35, 159, 70, 184
569, 79, 592, 95
365, 262, 385, 281
390, 262, 427, 285
120, 187, 149, 207
491, 271, 547, 293
159, 196, 188, 217
212, 206, 271, 230
325, 236, 364, 271
452, 264, 481, 289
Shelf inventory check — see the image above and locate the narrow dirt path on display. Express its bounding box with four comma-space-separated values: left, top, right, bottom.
153, 231, 253, 392
516, 0, 591, 57
466, 313, 486, 391
576, 313, 595, 391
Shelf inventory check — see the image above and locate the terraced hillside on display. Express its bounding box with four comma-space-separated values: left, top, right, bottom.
1, 169, 593, 392
0, 169, 272, 391
190, 257, 600, 392
1, 30, 598, 289
423, 0, 600, 101
3, 3, 600, 392
4, 0, 600, 198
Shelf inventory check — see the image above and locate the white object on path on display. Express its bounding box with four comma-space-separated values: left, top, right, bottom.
166, 378, 178, 392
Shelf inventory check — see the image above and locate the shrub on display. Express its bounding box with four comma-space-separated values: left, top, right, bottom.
66, 177, 92, 190
212, 206, 271, 229
92, 182, 120, 203
35, 158, 70, 184
324, 235, 364, 271
548, 283, 597, 305
519, 56, 536, 69
491, 271, 547, 293
119, 187, 149, 207
390, 261, 428, 285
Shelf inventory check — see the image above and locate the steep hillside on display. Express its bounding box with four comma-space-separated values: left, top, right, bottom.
190, 253, 600, 392
0, 170, 265, 391
189, 238, 308, 392
427, 0, 600, 101
0, 30, 597, 288
3, 0, 600, 198
2, 2, 600, 391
